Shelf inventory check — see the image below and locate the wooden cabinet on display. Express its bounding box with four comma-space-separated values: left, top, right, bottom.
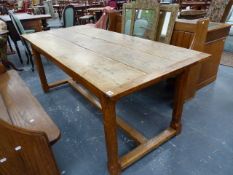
198, 22, 230, 89
172, 20, 231, 98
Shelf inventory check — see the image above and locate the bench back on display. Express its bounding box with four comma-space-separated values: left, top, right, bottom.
171, 18, 209, 52
0, 119, 60, 175
0, 69, 60, 143
170, 18, 209, 99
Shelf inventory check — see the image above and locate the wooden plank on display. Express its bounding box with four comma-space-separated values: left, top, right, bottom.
48, 79, 70, 89
176, 31, 185, 47
68, 80, 148, 144
0, 93, 12, 124
182, 32, 192, 48
116, 117, 148, 144
119, 127, 176, 170
68, 80, 101, 109
0, 70, 60, 143
26, 32, 146, 95
60, 26, 206, 62
48, 30, 174, 74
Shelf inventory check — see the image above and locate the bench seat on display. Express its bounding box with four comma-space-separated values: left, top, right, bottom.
0, 70, 60, 144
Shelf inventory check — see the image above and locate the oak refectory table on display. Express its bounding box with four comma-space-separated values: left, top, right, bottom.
22, 26, 210, 175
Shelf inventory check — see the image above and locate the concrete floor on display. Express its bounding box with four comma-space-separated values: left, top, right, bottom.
7, 41, 233, 175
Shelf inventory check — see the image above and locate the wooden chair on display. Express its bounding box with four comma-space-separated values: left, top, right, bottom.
180, 0, 233, 23
108, 10, 122, 33
62, 5, 76, 27
9, 11, 35, 71
179, 0, 211, 10
170, 18, 209, 99
122, 1, 160, 40
0, 119, 60, 175
221, 0, 233, 23
226, 5, 233, 22
156, 4, 179, 44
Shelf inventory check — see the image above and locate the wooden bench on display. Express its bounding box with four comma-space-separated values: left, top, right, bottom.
0, 64, 60, 144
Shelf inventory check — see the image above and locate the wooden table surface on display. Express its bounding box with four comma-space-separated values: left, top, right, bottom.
0, 13, 51, 22
23, 25, 208, 99
23, 26, 210, 175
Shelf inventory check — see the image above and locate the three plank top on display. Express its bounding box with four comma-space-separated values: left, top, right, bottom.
23, 26, 210, 99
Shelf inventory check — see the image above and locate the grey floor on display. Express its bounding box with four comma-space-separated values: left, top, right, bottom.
7, 38, 233, 175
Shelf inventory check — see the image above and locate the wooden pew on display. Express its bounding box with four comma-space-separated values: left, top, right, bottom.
171, 18, 209, 99
0, 64, 60, 144
0, 118, 60, 175
0, 63, 61, 174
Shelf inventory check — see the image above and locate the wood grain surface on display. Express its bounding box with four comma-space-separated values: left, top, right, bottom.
0, 70, 60, 143
23, 25, 210, 100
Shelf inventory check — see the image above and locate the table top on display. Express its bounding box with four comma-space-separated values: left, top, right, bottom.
0, 13, 51, 22
22, 26, 209, 99
87, 7, 105, 12
72, 3, 103, 8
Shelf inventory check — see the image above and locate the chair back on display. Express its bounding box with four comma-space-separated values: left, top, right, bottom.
9, 11, 25, 35
171, 18, 209, 99
222, 0, 233, 22
156, 4, 179, 44
62, 5, 76, 27
122, 1, 160, 40
227, 5, 233, 22
108, 11, 122, 33
0, 119, 60, 175
171, 18, 209, 51
207, 0, 233, 22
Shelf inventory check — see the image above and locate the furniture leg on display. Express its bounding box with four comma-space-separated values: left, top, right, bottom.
101, 97, 120, 175
7, 36, 13, 52
29, 53, 34, 71
32, 47, 49, 92
170, 68, 189, 134
24, 41, 34, 71
2, 60, 23, 71
42, 19, 50, 31
14, 41, 23, 64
